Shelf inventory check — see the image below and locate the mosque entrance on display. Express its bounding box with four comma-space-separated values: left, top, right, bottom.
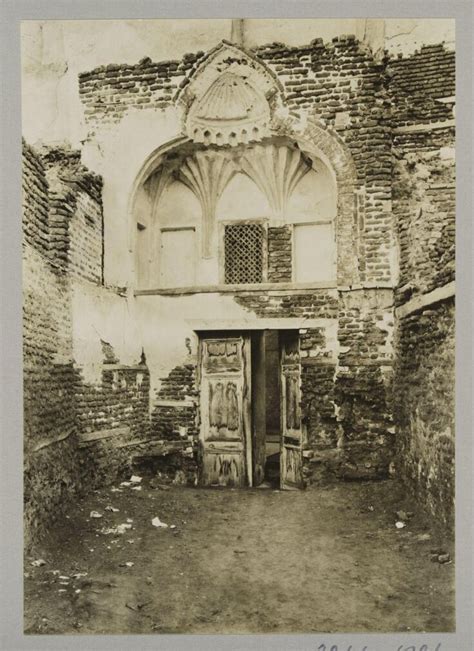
198, 330, 303, 489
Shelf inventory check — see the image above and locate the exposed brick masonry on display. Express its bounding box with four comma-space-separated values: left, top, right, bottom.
23, 143, 151, 547
267, 226, 293, 282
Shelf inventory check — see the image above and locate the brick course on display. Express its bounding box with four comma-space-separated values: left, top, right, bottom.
23, 143, 151, 548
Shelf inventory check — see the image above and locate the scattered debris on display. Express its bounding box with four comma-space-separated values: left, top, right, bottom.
152, 517, 168, 528
416, 533, 431, 541
149, 480, 171, 491
118, 561, 135, 568
72, 572, 88, 579
75, 589, 81, 594
110, 487, 122, 493
31, 559, 46, 567
130, 475, 142, 484
395, 521, 406, 529
59, 575, 70, 580
120, 482, 132, 487
131, 486, 142, 491
89, 511, 103, 519
126, 518, 133, 523
429, 551, 451, 564
368, 505, 375, 512
395, 510, 414, 521
105, 506, 120, 512
101, 523, 132, 535
170, 525, 177, 530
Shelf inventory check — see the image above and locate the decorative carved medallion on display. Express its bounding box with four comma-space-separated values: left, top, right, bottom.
177, 41, 283, 147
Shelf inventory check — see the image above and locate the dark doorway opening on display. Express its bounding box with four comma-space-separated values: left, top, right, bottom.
251, 330, 281, 488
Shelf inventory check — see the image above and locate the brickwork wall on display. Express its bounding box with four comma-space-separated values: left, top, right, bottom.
387, 44, 455, 127
23, 143, 152, 548
392, 128, 455, 304
234, 289, 340, 319
390, 43, 455, 526
267, 226, 293, 282
23, 143, 82, 543
151, 364, 199, 441
42, 146, 104, 284
393, 300, 455, 528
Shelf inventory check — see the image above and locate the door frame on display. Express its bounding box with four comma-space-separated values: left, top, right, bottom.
196, 327, 304, 489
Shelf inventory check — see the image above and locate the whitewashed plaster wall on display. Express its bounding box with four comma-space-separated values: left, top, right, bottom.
21, 19, 455, 147
71, 280, 143, 384
135, 291, 339, 400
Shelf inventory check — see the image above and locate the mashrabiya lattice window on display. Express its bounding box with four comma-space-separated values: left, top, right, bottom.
223, 222, 264, 284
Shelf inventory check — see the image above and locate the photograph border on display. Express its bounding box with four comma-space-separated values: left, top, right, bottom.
1, 1, 472, 649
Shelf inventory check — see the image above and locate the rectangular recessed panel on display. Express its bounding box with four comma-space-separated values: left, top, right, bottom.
293, 223, 336, 282
160, 228, 195, 288
224, 223, 264, 284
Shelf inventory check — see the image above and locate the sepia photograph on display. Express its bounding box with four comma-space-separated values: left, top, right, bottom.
18, 14, 459, 638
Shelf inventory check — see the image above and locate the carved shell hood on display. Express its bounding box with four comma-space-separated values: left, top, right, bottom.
187, 72, 271, 146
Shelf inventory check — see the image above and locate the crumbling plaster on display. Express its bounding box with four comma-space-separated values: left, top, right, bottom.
21, 19, 454, 148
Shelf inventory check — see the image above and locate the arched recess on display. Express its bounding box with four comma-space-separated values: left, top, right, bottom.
129, 113, 358, 289
286, 119, 359, 286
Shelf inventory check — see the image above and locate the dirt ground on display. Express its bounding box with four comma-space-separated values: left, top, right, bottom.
24, 476, 455, 635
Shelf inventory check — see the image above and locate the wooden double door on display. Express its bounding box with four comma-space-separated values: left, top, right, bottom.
198, 331, 304, 489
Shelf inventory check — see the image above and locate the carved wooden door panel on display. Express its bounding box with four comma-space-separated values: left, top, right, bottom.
199, 335, 251, 487
280, 331, 304, 489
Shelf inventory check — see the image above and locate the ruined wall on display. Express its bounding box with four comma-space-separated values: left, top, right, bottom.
22, 142, 151, 547
73, 35, 401, 484
23, 142, 81, 543
78, 36, 394, 288
389, 44, 455, 527
234, 288, 394, 482
23, 28, 455, 513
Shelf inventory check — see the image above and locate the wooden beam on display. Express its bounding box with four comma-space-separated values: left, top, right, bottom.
134, 281, 338, 296
186, 317, 336, 331
396, 281, 455, 319
32, 430, 72, 452
78, 426, 130, 446
154, 399, 196, 408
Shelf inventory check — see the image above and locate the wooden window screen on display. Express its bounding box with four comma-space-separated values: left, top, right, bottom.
224, 223, 264, 284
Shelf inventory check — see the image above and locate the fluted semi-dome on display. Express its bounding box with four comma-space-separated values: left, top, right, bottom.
187, 72, 271, 147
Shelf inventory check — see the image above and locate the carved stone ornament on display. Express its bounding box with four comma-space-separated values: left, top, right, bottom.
177, 41, 283, 147
150, 142, 312, 257
178, 151, 237, 257
240, 144, 311, 218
